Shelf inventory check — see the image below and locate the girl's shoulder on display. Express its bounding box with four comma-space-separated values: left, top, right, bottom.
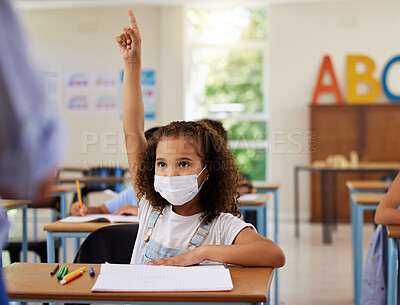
137, 196, 153, 219
213, 211, 248, 228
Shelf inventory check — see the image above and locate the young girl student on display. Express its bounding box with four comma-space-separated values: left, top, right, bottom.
115, 9, 285, 267
375, 172, 400, 224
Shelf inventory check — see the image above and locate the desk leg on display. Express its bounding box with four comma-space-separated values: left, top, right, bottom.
320, 172, 332, 244
46, 232, 55, 263
273, 189, 279, 244
387, 238, 398, 305
350, 193, 357, 305
22, 206, 27, 262
33, 208, 38, 263
273, 189, 279, 305
354, 203, 363, 305
60, 194, 67, 263
73, 237, 81, 259
331, 172, 337, 232
256, 205, 266, 238
294, 167, 300, 238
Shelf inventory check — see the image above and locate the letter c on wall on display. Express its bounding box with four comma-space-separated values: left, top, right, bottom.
382, 55, 400, 102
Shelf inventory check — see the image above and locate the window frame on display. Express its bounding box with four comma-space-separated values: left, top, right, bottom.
183, 4, 270, 182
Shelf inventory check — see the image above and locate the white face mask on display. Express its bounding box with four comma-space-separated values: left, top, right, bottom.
154, 166, 207, 206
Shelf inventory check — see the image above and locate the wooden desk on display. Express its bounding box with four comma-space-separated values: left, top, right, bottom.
1, 200, 31, 262
294, 162, 400, 243
44, 221, 138, 263
351, 193, 385, 205
252, 182, 280, 243
386, 225, 400, 305
237, 194, 270, 238
4, 263, 273, 304
345, 180, 391, 191
252, 182, 280, 192
45, 185, 80, 263
59, 177, 128, 184
251, 182, 280, 305
349, 192, 385, 305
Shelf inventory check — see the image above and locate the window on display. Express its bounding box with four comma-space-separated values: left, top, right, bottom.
185, 7, 269, 181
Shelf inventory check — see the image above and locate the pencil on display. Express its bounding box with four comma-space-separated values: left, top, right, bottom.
76, 180, 83, 209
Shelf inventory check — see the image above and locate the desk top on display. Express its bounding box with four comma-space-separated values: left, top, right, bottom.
387, 225, 400, 239
252, 182, 280, 191
237, 194, 270, 206
50, 185, 80, 194
351, 193, 386, 205
346, 180, 392, 190
43, 221, 137, 232
59, 177, 128, 184
297, 162, 400, 172
1, 199, 31, 209
4, 263, 273, 303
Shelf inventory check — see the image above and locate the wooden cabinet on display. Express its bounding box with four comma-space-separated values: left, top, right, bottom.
310, 104, 400, 223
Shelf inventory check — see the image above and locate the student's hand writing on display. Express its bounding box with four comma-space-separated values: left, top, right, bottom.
70, 201, 88, 216
115, 9, 141, 66
113, 205, 138, 216
147, 247, 206, 267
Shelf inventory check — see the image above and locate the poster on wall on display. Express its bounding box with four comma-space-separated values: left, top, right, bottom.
65, 72, 90, 90
94, 94, 118, 112
66, 94, 90, 112
120, 69, 156, 119
141, 70, 156, 119
93, 72, 118, 90
40, 69, 62, 111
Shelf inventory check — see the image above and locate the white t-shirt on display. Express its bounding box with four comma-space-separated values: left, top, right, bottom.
130, 198, 255, 264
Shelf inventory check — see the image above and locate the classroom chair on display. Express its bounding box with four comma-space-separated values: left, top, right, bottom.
73, 224, 138, 264
6, 239, 60, 263
5, 197, 61, 263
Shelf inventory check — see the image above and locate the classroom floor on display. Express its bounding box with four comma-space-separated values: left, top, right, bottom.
278, 220, 374, 305
3, 205, 376, 305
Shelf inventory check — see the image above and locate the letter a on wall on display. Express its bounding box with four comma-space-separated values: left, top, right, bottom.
311, 55, 344, 104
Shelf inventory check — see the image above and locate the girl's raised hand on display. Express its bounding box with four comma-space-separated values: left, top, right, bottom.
115, 9, 142, 65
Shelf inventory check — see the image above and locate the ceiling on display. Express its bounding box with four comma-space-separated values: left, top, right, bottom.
15, 0, 378, 10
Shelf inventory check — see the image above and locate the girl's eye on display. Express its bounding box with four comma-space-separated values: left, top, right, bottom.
157, 162, 166, 168
179, 161, 189, 168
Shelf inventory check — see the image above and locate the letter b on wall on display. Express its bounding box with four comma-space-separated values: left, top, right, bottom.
347, 55, 381, 104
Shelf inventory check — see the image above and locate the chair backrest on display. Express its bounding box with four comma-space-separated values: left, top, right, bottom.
73, 224, 138, 264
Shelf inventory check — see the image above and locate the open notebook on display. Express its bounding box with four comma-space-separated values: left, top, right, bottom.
59, 214, 139, 223
91, 263, 233, 292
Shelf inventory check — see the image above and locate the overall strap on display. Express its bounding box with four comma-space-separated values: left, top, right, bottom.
144, 207, 162, 243
187, 218, 214, 250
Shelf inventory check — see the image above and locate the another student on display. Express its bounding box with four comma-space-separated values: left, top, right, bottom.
116, 10, 285, 267
70, 186, 138, 216
70, 127, 159, 216
375, 172, 400, 224
0, 1, 63, 304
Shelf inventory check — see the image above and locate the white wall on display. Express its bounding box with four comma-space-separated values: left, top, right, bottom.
20, 5, 183, 170
18, 1, 400, 220
269, 1, 400, 219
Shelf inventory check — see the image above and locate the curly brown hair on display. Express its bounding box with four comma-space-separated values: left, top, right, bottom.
136, 121, 240, 224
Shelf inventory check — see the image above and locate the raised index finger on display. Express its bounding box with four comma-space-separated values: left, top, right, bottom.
128, 9, 139, 31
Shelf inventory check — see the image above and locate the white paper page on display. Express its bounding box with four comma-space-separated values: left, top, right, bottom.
238, 194, 258, 201
60, 214, 139, 223
91, 263, 233, 292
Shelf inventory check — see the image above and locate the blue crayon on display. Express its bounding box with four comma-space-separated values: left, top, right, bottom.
89, 266, 95, 277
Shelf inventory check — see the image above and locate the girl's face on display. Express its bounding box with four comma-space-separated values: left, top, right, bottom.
155, 136, 208, 187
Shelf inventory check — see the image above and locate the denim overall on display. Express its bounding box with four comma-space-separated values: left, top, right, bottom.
136, 207, 213, 265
